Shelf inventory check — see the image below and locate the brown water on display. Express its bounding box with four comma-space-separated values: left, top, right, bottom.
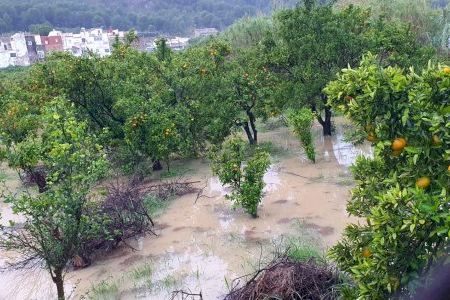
0, 119, 372, 300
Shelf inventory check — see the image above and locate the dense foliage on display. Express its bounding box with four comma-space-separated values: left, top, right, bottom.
338, 0, 449, 50
325, 54, 450, 298
210, 137, 270, 217
256, 0, 435, 139
0, 0, 276, 34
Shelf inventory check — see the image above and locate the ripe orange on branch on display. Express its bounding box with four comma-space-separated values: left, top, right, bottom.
362, 247, 372, 258
391, 138, 407, 151
416, 177, 431, 189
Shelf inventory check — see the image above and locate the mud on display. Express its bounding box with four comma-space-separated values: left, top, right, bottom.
0, 119, 372, 299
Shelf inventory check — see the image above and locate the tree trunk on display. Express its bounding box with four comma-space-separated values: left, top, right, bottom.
242, 122, 256, 145
322, 106, 332, 136
247, 110, 258, 144
52, 268, 65, 300
152, 159, 163, 171
313, 105, 332, 136
26, 168, 47, 193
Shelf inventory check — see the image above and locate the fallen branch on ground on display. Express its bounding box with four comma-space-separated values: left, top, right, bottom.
224, 256, 340, 300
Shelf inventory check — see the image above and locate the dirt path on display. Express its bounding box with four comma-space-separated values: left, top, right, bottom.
0, 119, 372, 299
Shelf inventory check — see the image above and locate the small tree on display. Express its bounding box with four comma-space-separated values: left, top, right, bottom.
269, 0, 368, 135
0, 98, 108, 300
286, 108, 316, 163
325, 54, 449, 298
210, 137, 270, 217
266, 0, 435, 136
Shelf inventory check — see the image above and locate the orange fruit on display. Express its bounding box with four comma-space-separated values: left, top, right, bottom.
416, 177, 431, 189
444, 67, 450, 74
448, 165, 450, 172
392, 138, 407, 151
362, 247, 372, 258
431, 135, 441, 146
367, 133, 377, 142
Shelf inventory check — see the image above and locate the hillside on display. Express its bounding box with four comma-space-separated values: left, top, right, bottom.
0, 0, 278, 35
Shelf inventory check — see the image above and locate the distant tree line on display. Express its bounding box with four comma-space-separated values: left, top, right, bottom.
0, 0, 281, 34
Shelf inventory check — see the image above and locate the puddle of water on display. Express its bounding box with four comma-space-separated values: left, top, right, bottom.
0, 166, 25, 227
263, 165, 280, 192
208, 177, 228, 196
124, 250, 229, 300
330, 132, 373, 167
0, 117, 368, 299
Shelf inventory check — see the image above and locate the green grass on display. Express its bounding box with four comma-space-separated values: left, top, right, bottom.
130, 263, 153, 289
131, 263, 152, 281
286, 238, 323, 262
89, 279, 119, 300
160, 275, 178, 289
0, 170, 9, 181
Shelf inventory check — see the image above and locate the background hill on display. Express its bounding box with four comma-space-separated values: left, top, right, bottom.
0, 0, 296, 35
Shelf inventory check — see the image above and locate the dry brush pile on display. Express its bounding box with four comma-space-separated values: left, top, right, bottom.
224, 257, 341, 300
74, 178, 200, 267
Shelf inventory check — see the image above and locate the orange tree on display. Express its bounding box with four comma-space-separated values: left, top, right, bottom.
324, 53, 450, 298
210, 136, 270, 218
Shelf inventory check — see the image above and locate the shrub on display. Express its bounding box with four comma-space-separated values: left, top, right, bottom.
286, 108, 316, 162
210, 137, 270, 217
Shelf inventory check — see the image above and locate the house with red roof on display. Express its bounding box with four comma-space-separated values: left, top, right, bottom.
41, 35, 63, 53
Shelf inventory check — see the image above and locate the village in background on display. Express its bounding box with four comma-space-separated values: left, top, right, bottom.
0, 27, 219, 69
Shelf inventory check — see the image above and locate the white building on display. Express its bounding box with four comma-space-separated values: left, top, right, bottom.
49, 28, 112, 57
80, 28, 111, 57
107, 29, 126, 40
0, 39, 16, 68
167, 37, 190, 51
10, 33, 30, 66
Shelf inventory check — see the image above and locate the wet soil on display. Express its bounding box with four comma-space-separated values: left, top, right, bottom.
0, 119, 372, 299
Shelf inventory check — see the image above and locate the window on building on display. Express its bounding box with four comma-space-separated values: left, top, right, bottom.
3, 45, 6, 50
27, 41, 32, 46
10, 53, 16, 57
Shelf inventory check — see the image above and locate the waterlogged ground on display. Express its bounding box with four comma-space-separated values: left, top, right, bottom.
0, 119, 372, 299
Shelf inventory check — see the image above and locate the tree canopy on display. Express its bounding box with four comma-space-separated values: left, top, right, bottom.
0, 0, 275, 34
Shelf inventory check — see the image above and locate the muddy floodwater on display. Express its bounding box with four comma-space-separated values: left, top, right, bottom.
0, 119, 372, 299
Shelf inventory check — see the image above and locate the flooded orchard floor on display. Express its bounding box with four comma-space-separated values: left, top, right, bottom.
0, 120, 372, 299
